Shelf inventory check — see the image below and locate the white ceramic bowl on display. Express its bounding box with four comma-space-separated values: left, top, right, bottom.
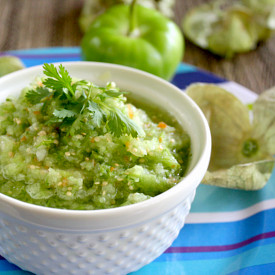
0, 62, 211, 275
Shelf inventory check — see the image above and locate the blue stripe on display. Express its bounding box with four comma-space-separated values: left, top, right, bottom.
228, 262, 275, 275
0, 271, 31, 275
0, 260, 20, 271
171, 70, 226, 90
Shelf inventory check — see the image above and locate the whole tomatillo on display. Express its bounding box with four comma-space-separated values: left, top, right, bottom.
81, 2, 184, 80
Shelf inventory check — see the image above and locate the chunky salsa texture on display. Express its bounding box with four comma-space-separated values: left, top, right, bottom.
0, 64, 191, 210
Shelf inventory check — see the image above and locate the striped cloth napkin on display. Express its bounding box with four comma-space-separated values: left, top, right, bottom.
0, 47, 274, 275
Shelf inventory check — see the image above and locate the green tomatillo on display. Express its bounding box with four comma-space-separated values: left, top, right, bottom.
81, 1, 184, 80
0, 56, 25, 77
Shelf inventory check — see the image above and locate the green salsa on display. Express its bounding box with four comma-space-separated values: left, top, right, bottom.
0, 65, 191, 210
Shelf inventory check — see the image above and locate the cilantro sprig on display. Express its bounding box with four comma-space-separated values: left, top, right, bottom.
25, 63, 144, 138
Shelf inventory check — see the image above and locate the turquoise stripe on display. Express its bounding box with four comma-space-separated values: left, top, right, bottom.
132, 243, 275, 275
19, 57, 80, 68
191, 169, 275, 213
176, 63, 197, 74
8, 47, 80, 55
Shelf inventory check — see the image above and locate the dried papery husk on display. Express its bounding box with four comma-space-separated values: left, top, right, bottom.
186, 83, 275, 190
182, 2, 220, 49
186, 84, 252, 171
182, 0, 275, 57
242, 0, 275, 15
203, 159, 275, 190
182, 1, 256, 57
208, 8, 257, 58
240, 0, 275, 40
251, 86, 275, 155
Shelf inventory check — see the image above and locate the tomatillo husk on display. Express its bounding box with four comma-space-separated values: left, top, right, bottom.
186, 83, 275, 190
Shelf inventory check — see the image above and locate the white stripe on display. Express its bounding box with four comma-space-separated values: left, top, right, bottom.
217, 81, 257, 103
186, 199, 275, 224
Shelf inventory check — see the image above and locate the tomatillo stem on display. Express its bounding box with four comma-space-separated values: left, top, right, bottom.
128, 0, 137, 36
242, 139, 258, 157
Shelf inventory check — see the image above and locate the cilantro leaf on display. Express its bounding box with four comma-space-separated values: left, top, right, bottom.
68, 115, 83, 136
108, 109, 145, 138
87, 101, 104, 128
25, 63, 145, 138
42, 63, 74, 98
25, 87, 51, 104
108, 111, 123, 137
53, 109, 77, 119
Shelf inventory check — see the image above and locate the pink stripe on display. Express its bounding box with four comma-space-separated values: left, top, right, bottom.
165, 231, 275, 253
